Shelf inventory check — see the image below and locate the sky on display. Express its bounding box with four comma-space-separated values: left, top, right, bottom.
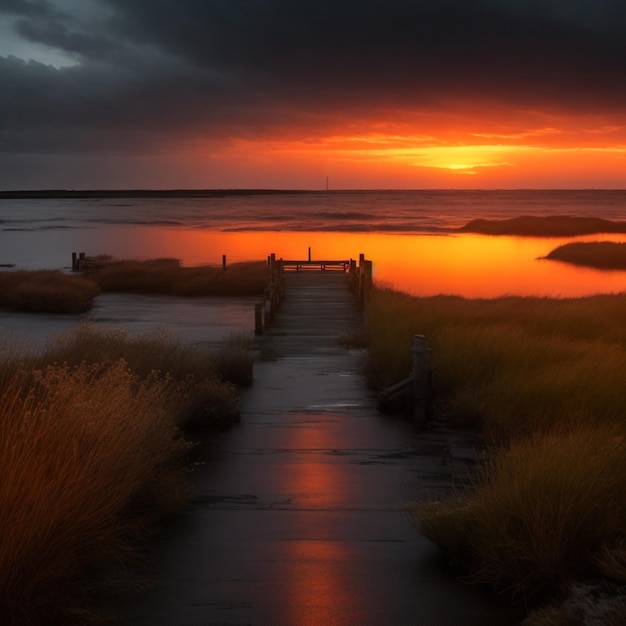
1, 0, 626, 190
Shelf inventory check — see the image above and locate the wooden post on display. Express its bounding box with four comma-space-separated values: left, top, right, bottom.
308, 247, 311, 262
348, 259, 357, 291
255, 303, 264, 335
222, 254, 227, 270
271, 273, 281, 308
363, 260, 373, 292
412, 335, 431, 422
71, 252, 77, 271
264, 286, 273, 326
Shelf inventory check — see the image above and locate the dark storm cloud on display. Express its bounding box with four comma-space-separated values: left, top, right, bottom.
1, 0, 626, 153
103, 0, 626, 106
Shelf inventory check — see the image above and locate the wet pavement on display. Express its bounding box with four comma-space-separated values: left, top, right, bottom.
115, 271, 520, 625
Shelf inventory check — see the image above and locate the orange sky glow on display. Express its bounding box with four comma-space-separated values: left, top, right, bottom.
3, 2, 626, 190
186, 110, 626, 189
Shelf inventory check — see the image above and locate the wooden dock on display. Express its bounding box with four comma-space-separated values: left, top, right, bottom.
118, 254, 515, 626
255, 253, 373, 335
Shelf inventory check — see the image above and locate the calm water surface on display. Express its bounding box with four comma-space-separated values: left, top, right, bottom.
3, 190, 626, 294
2, 190, 626, 343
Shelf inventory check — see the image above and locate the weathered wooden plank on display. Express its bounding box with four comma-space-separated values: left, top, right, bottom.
260, 270, 363, 356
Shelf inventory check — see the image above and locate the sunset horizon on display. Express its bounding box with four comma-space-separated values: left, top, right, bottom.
2, 1, 626, 190
4, 4, 626, 622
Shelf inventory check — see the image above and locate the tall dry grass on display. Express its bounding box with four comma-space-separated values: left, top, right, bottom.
0, 258, 271, 315
0, 270, 100, 313
89, 258, 270, 296
364, 288, 626, 439
35, 324, 247, 430
0, 360, 187, 625
0, 324, 252, 623
413, 424, 626, 600
366, 287, 626, 609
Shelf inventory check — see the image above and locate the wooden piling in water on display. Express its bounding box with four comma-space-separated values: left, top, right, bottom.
357, 254, 373, 307
71, 252, 87, 271
255, 253, 286, 335
255, 303, 264, 335
412, 334, 432, 422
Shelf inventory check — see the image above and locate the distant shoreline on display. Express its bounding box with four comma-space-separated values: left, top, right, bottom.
2, 189, 626, 200
0, 189, 314, 199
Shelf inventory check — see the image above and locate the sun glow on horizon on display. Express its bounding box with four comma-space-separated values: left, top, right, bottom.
184, 109, 626, 188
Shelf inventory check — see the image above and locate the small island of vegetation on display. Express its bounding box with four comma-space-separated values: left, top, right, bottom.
0, 258, 271, 314
544, 241, 626, 270
459, 215, 626, 237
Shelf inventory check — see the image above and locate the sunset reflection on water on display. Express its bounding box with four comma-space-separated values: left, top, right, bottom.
87, 227, 626, 298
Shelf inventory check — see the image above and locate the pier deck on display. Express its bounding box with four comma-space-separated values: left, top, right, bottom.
117, 268, 519, 626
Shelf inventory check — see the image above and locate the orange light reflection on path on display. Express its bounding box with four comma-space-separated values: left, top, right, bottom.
275, 419, 359, 625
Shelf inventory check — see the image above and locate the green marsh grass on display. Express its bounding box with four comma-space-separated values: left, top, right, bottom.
37, 324, 246, 430
0, 270, 100, 313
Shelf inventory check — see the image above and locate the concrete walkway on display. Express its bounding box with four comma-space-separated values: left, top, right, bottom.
116, 271, 520, 625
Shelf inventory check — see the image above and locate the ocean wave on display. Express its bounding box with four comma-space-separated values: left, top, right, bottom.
310, 211, 378, 221
220, 222, 451, 234
3, 225, 76, 231
81, 218, 187, 227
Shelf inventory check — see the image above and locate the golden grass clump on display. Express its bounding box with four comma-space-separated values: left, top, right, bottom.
0, 360, 187, 625
35, 324, 246, 429
0, 270, 100, 313
0, 322, 253, 622
369, 286, 626, 612
412, 424, 626, 600
89, 258, 271, 297
364, 287, 626, 438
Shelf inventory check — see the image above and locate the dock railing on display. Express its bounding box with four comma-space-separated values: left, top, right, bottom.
255, 251, 373, 334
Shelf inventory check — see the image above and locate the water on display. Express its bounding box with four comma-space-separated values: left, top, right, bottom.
4, 191, 613, 621
3, 189, 626, 233
2, 190, 626, 345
